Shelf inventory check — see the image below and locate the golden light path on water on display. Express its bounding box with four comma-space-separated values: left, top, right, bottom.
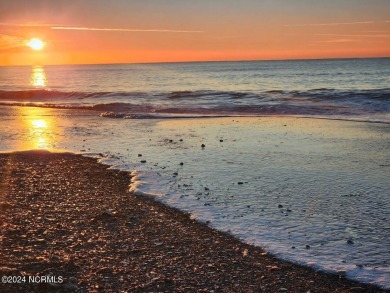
30, 117, 49, 149
18, 107, 60, 150
31, 66, 47, 87
0, 67, 67, 151
22, 66, 52, 149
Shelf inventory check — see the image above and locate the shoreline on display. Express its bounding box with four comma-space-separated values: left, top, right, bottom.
0, 103, 389, 125
0, 151, 386, 292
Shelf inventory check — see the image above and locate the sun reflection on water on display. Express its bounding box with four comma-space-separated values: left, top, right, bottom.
17, 107, 60, 150
31, 119, 48, 129
30, 118, 50, 149
31, 66, 47, 88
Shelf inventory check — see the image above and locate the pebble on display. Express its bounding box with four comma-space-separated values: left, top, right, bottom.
138, 154, 142, 157
305, 245, 311, 249
337, 270, 347, 278
347, 239, 354, 244
201, 144, 205, 148
267, 265, 279, 271
278, 204, 283, 208
238, 182, 244, 185
63, 283, 79, 290
180, 162, 184, 166
101, 211, 114, 217
140, 160, 146, 163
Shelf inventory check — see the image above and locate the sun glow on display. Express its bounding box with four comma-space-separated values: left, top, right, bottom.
27, 38, 45, 50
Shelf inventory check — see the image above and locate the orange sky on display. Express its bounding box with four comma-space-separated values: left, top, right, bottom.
0, 0, 389, 66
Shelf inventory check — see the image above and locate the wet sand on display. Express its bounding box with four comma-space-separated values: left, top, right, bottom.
0, 151, 385, 292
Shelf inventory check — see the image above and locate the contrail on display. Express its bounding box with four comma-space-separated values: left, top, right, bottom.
51, 26, 204, 33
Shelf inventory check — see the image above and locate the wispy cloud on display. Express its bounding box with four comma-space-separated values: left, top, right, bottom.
362, 30, 390, 33
287, 33, 390, 38
313, 39, 360, 43
0, 23, 203, 33
51, 26, 204, 33
284, 20, 390, 27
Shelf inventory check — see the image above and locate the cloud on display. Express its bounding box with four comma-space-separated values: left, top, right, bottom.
313, 39, 360, 43
50, 26, 204, 33
288, 33, 390, 38
0, 23, 204, 33
362, 30, 390, 33
284, 20, 390, 27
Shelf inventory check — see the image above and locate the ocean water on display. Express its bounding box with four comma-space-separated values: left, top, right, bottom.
0, 59, 389, 289
0, 58, 389, 122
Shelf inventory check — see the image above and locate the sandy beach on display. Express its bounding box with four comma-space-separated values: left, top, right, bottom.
0, 151, 385, 292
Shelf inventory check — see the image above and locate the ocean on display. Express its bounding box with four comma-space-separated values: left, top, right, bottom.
0, 58, 389, 288
0, 58, 389, 122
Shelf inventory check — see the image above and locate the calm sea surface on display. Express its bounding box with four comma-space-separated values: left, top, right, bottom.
0, 58, 389, 288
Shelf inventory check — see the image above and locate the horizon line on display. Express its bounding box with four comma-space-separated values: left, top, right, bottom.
1, 56, 389, 67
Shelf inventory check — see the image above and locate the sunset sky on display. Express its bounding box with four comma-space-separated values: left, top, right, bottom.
1, 0, 389, 65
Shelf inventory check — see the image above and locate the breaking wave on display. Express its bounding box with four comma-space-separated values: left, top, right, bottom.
0, 88, 389, 122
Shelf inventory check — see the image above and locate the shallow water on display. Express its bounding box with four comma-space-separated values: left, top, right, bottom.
0, 105, 389, 288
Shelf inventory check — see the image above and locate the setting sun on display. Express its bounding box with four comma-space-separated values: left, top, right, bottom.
26, 38, 45, 51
